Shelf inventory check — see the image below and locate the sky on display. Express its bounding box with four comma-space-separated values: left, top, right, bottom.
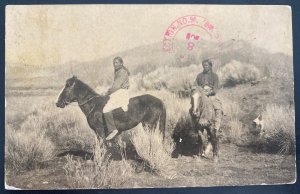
6, 5, 292, 66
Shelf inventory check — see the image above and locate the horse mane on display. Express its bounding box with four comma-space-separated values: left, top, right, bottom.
75, 78, 109, 108
76, 79, 99, 96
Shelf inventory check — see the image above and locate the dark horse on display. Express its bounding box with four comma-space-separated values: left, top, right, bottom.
56, 76, 166, 142
190, 87, 219, 161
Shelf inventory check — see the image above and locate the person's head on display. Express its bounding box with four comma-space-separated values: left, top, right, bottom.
202, 59, 213, 73
113, 57, 123, 69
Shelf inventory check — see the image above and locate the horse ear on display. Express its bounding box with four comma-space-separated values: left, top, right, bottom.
258, 114, 262, 120
72, 75, 78, 81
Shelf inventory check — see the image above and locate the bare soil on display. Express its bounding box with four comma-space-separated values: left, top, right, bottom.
5, 144, 295, 189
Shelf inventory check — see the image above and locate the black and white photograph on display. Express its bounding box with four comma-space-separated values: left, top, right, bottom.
5, 5, 296, 189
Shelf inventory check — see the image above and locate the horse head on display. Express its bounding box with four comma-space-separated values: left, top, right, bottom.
190, 86, 205, 117
56, 76, 80, 108
190, 86, 214, 127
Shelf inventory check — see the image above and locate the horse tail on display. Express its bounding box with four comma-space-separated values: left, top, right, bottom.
159, 101, 167, 141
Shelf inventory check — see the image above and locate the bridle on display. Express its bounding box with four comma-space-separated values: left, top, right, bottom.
78, 95, 101, 106
77, 95, 101, 117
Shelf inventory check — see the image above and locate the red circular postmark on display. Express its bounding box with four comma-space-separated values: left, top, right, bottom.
162, 15, 222, 53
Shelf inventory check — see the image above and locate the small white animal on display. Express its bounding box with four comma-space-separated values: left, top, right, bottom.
253, 114, 264, 134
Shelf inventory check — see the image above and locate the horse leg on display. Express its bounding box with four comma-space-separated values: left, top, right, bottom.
171, 142, 180, 158
142, 112, 165, 142
141, 121, 157, 131
204, 141, 213, 156
94, 136, 112, 161
197, 130, 205, 157
207, 126, 219, 162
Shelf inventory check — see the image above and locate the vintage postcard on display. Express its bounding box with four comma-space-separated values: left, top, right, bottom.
5, 5, 295, 189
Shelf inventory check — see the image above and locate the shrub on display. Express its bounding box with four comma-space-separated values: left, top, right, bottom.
142, 64, 201, 91
32, 103, 96, 154
64, 138, 134, 189
129, 73, 145, 92
218, 90, 241, 120
259, 104, 295, 154
5, 96, 97, 172
215, 89, 252, 145
5, 121, 55, 171
130, 125, 176, 179
218, 60, 261, 87
224, 118, 247, 143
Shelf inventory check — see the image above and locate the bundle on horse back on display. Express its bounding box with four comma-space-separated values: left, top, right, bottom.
190, 87, 214, 127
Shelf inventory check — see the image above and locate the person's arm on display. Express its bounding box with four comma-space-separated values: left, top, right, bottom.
210, 73, 219, 96
193, 73, 202, 87
107, 69, 128, 95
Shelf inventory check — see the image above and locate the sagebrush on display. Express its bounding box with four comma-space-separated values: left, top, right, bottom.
259, 104, 295, 154
64, 138, 134, 189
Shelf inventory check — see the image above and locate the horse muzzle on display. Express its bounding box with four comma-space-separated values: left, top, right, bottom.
190, 109, 200, 118
193, 110, 200, 117
56, 101, 66, 108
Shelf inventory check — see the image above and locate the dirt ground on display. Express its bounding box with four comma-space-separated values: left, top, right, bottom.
5, 143, 296, 189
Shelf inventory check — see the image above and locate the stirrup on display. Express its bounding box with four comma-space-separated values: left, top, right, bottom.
106, 130, 118, 140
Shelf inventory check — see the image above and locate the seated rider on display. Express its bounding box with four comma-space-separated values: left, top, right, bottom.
194, 59, 223, 132
103, 57, 130, 140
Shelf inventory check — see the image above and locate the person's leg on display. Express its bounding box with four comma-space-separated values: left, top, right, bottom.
103, 112, 118, 140
111, 89, 129, 112
102, 89, 130, 140
103, 89, 129, 112
103, 105, 114, 113
103, 91, 119, 113
103, 91, 121, 140
210, 96, 223, 131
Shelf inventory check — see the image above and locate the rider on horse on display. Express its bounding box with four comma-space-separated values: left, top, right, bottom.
103, 57, 130, 140
194, 59, 223, 132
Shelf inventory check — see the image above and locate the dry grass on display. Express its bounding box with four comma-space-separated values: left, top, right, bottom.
140, 64, 201, 91
34, 100, 96, 153
226, 119, 246, 141
219, 95, 241, 120
130, 124, 177, 179
64, 138, 134, 189
217, 60, 261, 87
259, 104, 295, 154
216, 89, 247, 143
5, 65, 296, 188
5, 122, 55, 171
5, 95, 96, 171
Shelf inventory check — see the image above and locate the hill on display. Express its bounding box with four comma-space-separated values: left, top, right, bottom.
5, 39, 293, 90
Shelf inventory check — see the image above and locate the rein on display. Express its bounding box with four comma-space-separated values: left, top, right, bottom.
78, 95, 101, 106
78, 95, 102, 117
